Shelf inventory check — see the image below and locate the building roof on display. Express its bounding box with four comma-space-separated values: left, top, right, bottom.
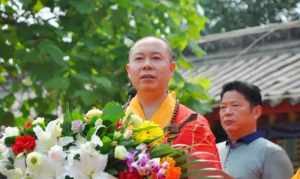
185, 21, 300, 106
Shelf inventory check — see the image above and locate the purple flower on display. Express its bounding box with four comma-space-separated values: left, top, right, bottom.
149, 158, 160, 173
161, 161, 169, 169
126, 151, 137, 172
157, 168, 166, 179
71, 120, 84, 133
131, 151, 151, 176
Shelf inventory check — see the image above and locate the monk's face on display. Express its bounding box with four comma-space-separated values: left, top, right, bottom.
126, 38, 175, 93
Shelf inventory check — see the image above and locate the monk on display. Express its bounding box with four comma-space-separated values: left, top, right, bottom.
126, 36, 231, 178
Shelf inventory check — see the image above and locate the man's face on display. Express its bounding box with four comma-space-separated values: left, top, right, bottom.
219, 90, 261, 138
126, 38, 175, 93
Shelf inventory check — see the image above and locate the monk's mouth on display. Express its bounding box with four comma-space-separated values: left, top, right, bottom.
140, 74, 155, 79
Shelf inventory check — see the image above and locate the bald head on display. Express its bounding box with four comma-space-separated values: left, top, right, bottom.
129, 36, 174, 61
126, 36, 176, 94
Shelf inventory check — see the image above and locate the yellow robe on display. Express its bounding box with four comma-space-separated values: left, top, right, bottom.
126, 92, 176, 129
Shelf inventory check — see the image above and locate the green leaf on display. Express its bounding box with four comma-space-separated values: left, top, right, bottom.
93, 76, 112, 89
4, 136, 16, 147
45, 76, 70, 91
38, 40, 65, 66
69, 0, 96, 14
150, 144, 183, 158
0, 0, 9, 4
0, 75, 6, 84
189, 76, 211, 89
102, 102, 124, 123
189, 41, 205, 58
0, 110, 14, 126
177, 56, 192, 69
86, 127, 96, 140
74, 90, 97, 106
33, 0, 44, 13
62, 121, 73, 136
15, 116, 27, 129
185, 83, 206, 99
100, 136, 112, 154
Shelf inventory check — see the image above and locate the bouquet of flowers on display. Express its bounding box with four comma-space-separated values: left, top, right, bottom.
0, 102, 194, 179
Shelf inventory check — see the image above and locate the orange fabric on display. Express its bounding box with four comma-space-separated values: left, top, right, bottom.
292, 169, 300, 179
172, 104, 222, 169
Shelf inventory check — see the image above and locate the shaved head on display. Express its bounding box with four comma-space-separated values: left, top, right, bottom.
129, 36, 174, 61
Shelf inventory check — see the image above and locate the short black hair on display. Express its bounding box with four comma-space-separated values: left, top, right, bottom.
220, 81, 262, 106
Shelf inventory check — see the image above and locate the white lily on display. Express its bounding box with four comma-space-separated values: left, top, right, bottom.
2, 168, 23, 179
91, 134, 103, 147
47, 145, 66, 177
26, 151, 60, 179
33, 118, 63, 153
15, 153, 26, 172
58, 136, 74, 147
66, 142, 111, 179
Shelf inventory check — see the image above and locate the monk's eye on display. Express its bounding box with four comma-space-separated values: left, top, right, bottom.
134, 56, 144, 61
151, 55, 162, 60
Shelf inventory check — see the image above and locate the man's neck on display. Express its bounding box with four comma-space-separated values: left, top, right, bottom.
228, 129, 257, 144
137, 91, 168, 119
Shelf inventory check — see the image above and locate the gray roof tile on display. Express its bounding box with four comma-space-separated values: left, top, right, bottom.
189, 52, 300, 103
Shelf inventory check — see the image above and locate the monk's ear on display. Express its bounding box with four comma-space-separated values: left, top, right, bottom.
169, 61, 176, 72
126, 64, 131, 78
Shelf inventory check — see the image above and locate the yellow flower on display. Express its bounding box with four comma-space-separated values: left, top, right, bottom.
161, 156, 176, 167
133, 121, 164, 145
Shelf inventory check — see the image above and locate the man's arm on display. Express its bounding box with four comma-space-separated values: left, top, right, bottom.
263, 148, 294, 179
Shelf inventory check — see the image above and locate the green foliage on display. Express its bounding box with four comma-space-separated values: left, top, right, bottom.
151, 144, 184, 158
4, 136, 15, 147
0, 0, 210, 124
202, 0, 300, 33
170, 71, 214, 114
102, 102, 124, 123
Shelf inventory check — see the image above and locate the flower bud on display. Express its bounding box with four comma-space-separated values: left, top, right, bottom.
85, 108, 103, 122
114, 131, 122, 139
114, 145, 128, 160
123, 129, 133, 139
130, 114, 143, 127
